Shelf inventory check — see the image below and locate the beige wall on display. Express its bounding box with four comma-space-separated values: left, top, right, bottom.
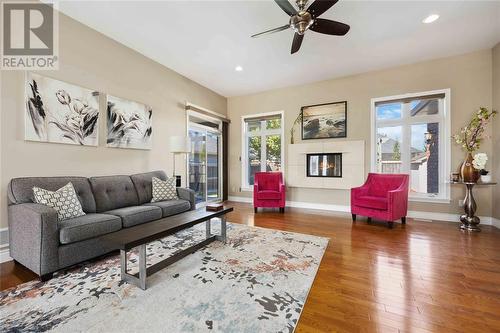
228, 50, 494, 217
0, 11, 227, 229
493, 43, 500, 220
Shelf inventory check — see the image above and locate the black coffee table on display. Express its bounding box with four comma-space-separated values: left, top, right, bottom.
102, 206, 233, 290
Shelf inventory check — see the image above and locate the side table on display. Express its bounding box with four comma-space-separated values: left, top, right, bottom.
451, 181, 497, 232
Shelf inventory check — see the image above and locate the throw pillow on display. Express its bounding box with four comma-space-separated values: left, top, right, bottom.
151, 177, 177, 202
33, 182, 86, 221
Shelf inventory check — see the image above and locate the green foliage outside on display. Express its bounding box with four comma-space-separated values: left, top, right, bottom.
393, 141, 401, 160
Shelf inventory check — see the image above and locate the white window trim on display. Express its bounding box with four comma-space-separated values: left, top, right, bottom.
241, 111, 285, 191
370, 89, 451, 203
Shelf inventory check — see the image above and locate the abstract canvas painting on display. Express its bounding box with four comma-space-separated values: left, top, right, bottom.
301, 101, 347, 140
106, 95, 153, 150
25, 73, 99, 146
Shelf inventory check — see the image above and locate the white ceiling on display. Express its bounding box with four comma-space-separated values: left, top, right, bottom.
57, 1, 500, 97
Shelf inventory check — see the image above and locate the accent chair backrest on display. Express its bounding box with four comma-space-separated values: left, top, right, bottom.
367, 173, 409, 197
255, 172, 283, 191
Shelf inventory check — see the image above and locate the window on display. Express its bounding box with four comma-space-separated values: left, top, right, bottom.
241, 112, 284, 189
371, 90, 450, 202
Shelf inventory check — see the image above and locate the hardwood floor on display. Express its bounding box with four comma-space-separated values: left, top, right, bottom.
2, 201, 500, 332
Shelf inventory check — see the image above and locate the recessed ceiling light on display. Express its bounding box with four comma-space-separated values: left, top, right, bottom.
423, 14, 439, 24
235, 65, 243, 72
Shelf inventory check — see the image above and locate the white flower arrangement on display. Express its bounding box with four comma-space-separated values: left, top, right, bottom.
472, 153, 488, 170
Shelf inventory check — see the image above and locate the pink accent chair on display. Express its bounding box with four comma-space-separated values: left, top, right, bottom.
351, 173, 409, 228
253, 172, 286, 213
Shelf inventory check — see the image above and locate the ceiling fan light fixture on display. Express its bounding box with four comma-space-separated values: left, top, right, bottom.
235, 65, 243, 72
423, 14, 439, 24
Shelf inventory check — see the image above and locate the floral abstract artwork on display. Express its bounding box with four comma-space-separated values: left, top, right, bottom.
25, 73, 100, 146
106, 95, 153, 150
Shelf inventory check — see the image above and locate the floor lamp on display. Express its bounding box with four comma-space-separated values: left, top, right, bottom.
169, 136, 191, 187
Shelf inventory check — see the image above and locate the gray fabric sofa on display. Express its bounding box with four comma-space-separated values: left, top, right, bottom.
7, 170, 195, 280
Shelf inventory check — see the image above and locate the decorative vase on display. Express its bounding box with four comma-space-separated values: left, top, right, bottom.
460, 153, 480, 183
480, 174, 492, 183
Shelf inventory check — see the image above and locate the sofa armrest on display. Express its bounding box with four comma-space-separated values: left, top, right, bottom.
177, 187, 196, 210
8, 203, 59, 275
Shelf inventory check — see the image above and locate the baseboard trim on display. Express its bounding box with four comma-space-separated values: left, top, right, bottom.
0, 247, 12, 263
227, 196, 498, 227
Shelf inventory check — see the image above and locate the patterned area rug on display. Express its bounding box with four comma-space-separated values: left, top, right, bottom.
0, 221, 328, 333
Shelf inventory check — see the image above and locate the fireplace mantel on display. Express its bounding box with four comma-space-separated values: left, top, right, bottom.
287, 140, 365, 190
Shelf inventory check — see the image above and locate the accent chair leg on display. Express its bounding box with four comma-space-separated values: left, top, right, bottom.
280, 207, 285, 213
367, 217, 371, 224
40, 273, 53, 282
388, 221, 394, 229
401, 217, 406, 225
352, 214, 356, 221
254, 207, 258, 213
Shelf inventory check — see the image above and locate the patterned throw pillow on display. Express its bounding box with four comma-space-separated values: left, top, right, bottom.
33, 182, 86, 221
151, 177, 177, 202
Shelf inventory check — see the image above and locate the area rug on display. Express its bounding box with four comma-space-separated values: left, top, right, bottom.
0, 220, 328, 333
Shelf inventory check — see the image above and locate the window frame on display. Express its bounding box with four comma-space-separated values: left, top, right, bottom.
241, 111, 285, 191
370, 89, 451, 203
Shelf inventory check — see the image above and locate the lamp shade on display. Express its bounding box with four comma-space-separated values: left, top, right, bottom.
169, 136, 191, 153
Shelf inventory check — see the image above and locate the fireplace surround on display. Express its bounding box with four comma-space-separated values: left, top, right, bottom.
306, 153, 342, 178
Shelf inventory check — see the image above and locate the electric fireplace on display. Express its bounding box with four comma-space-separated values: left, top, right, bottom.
306, 153, 342, 178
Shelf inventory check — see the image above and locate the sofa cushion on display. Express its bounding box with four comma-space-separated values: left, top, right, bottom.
151, 177, 178, 202
33, 182, 86, 221
144, 199, 191, 217
355, 195, 388, 210
106, 205, 162, 228
89, 175, 139, 212
8, 177, 96, 213
130, 170, 167, 204
59, 213, 122, 244
256, 190, 282, 200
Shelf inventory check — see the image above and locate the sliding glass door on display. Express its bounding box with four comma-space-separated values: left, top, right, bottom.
188, 113, 222, 206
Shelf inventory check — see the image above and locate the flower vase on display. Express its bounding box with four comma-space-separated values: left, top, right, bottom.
460, 153, 480, 183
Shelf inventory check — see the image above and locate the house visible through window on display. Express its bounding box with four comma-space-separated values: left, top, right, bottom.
242, 112, 284, 189
372, 90, 450, 201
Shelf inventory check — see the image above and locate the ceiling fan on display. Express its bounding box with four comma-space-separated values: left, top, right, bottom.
251, 0, 350, 54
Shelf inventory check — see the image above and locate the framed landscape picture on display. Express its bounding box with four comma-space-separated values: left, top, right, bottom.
301, 101, 347, 140
106, 95, 153, 150
25, 72, 100, 146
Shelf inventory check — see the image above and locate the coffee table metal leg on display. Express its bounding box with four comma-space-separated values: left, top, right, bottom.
206, 218, 211, 238
220, 215, 227, 244
120, 249, 127, 276
120, 246, 147, 290
138, 244, 147, 290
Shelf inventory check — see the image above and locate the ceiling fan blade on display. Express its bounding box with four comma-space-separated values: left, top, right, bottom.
274, 0, 297, 16
251, 24, 290, 38
307, 0, 338, 18
310, 18, 350, 35
291, 33, 304, 54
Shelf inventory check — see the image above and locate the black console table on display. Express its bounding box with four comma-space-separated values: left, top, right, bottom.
451, 181, 497, 232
